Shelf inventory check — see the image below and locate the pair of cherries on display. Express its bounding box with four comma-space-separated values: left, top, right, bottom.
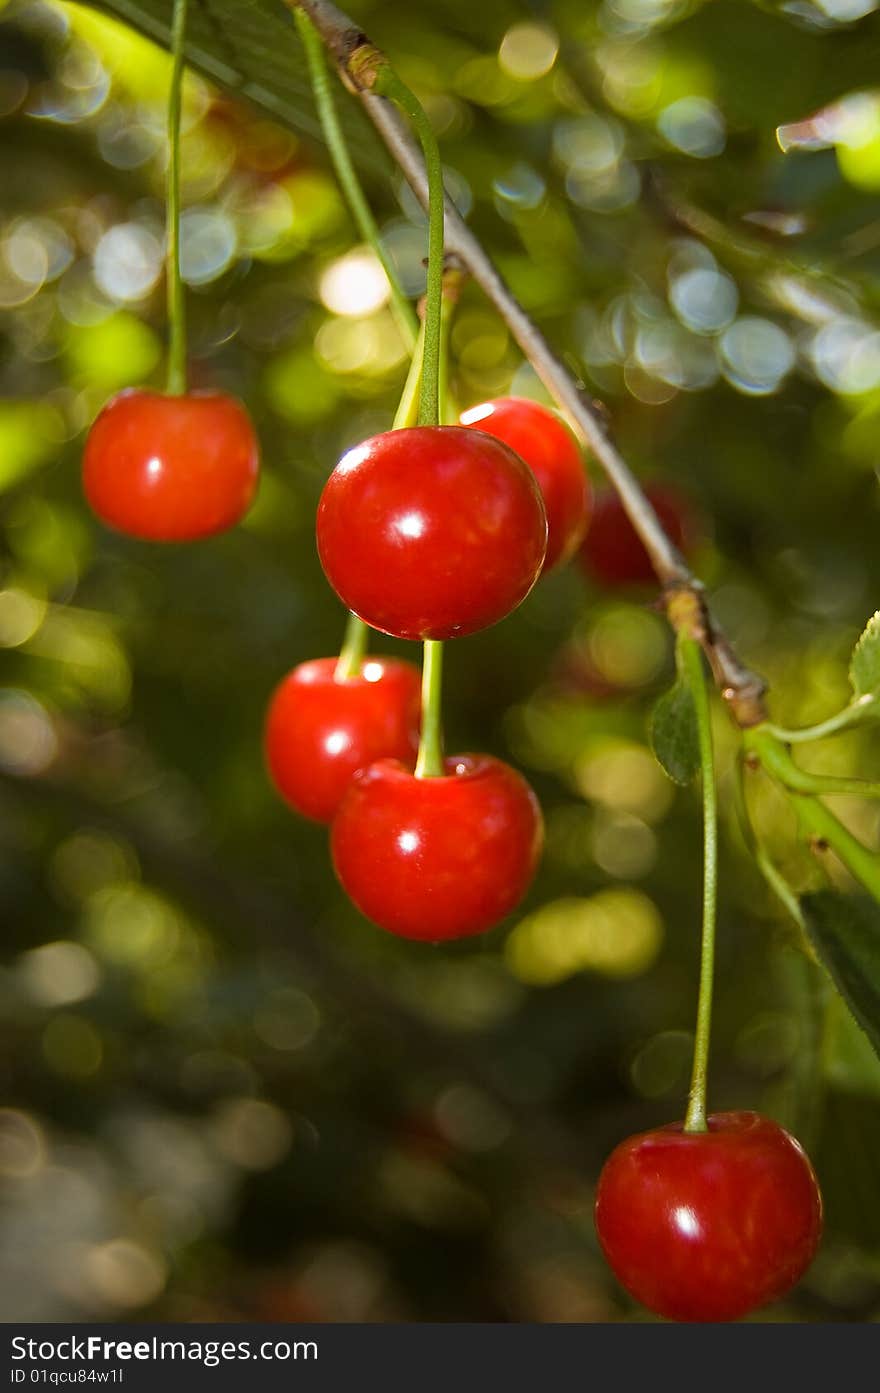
267, 652, 544, 941
266, 396, 590, 941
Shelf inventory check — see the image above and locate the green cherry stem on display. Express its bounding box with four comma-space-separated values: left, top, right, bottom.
364, 61, 448, 777
791, 793, 880, 901
744, 730, 880, 901
409, 274, 464, 775
437, 261, 464, 425
293, 8, 417, 352
680, 635, 718, 1135
393, 316, 428, 432
414, 639, 444, 778
746, 728, 880, 800
372, 67, 444, 429
406, 273, 461, 769
334, 611, 369, 681
762, 696, 877, 745
165, 0, 188, 396
733, 752, 806, 932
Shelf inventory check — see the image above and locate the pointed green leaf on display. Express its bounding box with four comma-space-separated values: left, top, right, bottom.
650, 679, 699, 786
849, 611, 880, 697
802, 890, 880, 1060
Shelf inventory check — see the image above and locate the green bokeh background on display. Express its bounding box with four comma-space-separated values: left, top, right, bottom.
3, 0, 880, 1323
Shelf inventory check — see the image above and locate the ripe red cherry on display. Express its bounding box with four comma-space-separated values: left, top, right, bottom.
594, 1111, 822, 1322
331, 754, 543, 941
264, 656, 421, 824
83, 388, 259, 541
578, 483, 693, 587
459, 397, 590, 570
316, 426, 547, 641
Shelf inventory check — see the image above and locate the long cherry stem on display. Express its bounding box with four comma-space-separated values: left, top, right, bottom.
293, 7, 417, 351
371, 67, 444, 430
165, 0, 188, 396
681, 636, 718, 1134
296, 2, 422, 683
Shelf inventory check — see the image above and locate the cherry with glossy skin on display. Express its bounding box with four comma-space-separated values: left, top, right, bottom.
594, 1110, 823, 1322
578, 483, 693, 587
264, 656, 421, 824
316, 426, 547, 641
459, 397, 590, 571
83, 388, 259, 541
331, 754, 544, 941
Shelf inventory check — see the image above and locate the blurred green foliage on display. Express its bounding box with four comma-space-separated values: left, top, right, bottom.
3, 0, 880, 1323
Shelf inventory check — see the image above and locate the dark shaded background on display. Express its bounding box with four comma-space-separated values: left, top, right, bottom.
2, 0, 880, 1322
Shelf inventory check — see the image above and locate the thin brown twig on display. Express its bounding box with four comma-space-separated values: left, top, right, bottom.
289, 0, 768, 727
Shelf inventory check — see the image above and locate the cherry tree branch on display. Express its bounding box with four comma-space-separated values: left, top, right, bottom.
290, 0, 768, 727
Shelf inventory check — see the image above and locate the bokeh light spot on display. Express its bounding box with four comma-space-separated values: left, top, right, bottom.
0, 587, 46, 648
179, 207, 237, 285
669, 267, 738, 334
719, 316, 795, 395
498, 23, 559, 81
319, 247, 390, 317
0, 690, 57, 775
657, 97, 726, 157
211, 1098, 293, 1171
93, 223, 162, 302
506, 890, 663, 985
84, 1239, 167, 1309
19, 941, 101, 1007
576, 741, 673, 821
0, 1110, 46, 1179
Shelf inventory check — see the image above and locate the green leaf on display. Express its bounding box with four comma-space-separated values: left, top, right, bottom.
802, 890, 880, 1060
650, 679, 699, 786
849, 611, 880, 697
81, 0, 385, 168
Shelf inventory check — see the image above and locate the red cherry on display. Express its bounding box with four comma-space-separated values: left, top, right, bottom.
331, 754, 544, 941
83, 388, 259, 541
316, 426, 547, 641
264, 656, 421, 824
459, 397, 590, 570
578, 483, 693, 587
594, 1110, 822, 1322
